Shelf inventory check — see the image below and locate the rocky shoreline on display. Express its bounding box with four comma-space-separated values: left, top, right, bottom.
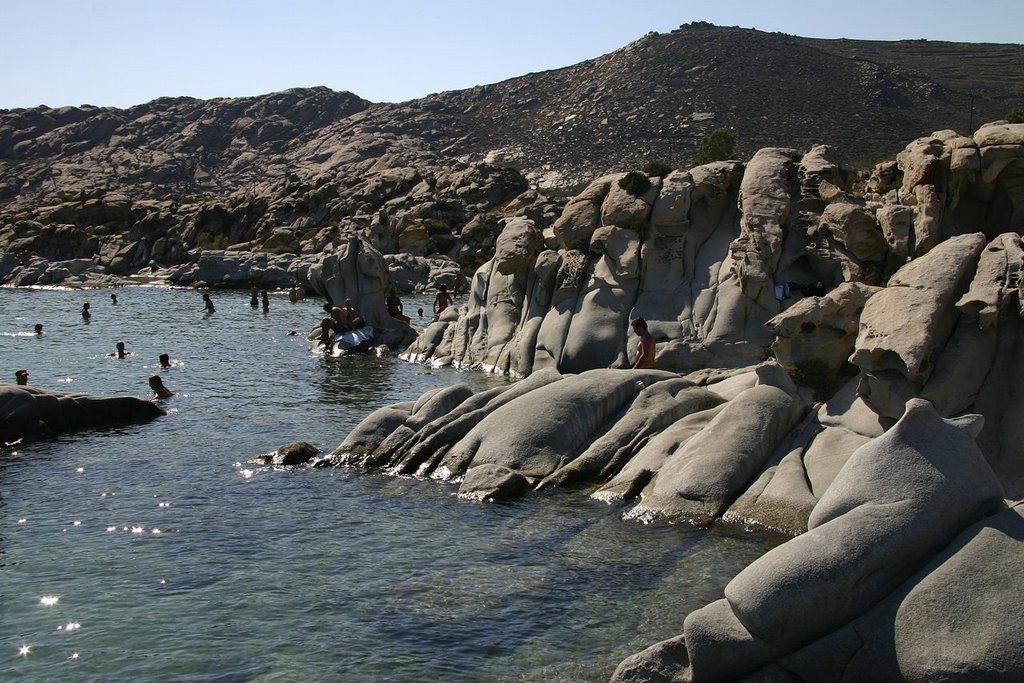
4, 118, 1023, 679
313, 122, 1024, 680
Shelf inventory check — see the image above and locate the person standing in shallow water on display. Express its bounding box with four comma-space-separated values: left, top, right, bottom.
631, 317, 656, 369
110, 293, 117, 304
250, 285, 259, 307
433, 285, 451, 321
261, 290, 270, 312
202, 293, 215, 313
82, 303, 91, 320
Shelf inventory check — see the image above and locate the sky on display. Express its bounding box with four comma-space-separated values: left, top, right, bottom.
2, 0, 1022, 111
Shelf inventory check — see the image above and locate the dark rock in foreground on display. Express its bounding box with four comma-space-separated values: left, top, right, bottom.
0, 383, 165, 444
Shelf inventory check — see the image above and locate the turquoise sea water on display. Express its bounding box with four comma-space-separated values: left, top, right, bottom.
0, 286, 777, 681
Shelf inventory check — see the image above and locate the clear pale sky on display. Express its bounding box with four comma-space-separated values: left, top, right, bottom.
2, 0, 1022, 110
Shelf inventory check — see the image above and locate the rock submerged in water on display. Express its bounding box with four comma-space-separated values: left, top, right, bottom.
0, 384, 165, 444
252, 442, 319, 467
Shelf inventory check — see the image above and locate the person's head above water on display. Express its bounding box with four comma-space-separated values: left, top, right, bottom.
34, 324, 43, 334
15, 369, 28, 385
159, 353, 171, 368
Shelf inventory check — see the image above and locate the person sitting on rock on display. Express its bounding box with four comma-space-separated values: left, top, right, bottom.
631, 317, 656, 369
322, 302, 348, 330
341, 299, 365, 329
148, 374, 174, 399
386, 289, 410, 325
433, 285, 452, 321
320, 303, 346, 351
15, 369, 28, 386
110, 341, 131, 359
82, 303, 91, 320
202, 293, 215, 313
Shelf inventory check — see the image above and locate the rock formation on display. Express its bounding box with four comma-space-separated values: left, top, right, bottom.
306, 236, 418, 349
0, 383, 166, 444
330, 122, 1024, 680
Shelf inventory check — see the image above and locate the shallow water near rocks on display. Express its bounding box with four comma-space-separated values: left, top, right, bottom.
1, 286, 778, 681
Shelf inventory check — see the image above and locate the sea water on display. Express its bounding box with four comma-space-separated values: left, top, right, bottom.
0, 286, 778, 681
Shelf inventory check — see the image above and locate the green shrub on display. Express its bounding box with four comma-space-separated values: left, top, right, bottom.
694, 128, 737, 165
195, 231, 229, 250
1008, 104, 1024, 124
618, 171, 652, 197
458, 252, 490, 274
642, 160, 676, 178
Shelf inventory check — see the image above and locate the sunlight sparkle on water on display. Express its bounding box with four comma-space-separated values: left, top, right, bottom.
76, 467, 84, 473
17, 645, 30, 657
40, 596, 59, 606
131, 526, 144, 534
57, 622, 81, 632
69, 652, 79, 660
17, 518, 26, 524
106, 526, 117, 532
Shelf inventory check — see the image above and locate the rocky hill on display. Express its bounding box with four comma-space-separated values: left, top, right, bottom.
0, 23, 1021, 288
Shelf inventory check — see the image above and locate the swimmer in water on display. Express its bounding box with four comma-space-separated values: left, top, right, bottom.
202, 293, 215, 313
15, 369, 28, 386
159, 353, 171, 368
148, 374, 174, 399
34, 324, 43, 335
110, 341, 131, 359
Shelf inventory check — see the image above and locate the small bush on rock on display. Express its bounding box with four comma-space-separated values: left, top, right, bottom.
1008, 104, 1024, 124
618, 171, 652, 197
694, 128, 737, 165
642, 160, 676, 178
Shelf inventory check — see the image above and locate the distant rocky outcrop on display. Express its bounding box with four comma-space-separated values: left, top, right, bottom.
328, 123, 1024, 680
0, 384, 165, 444
2, 25, 1021, 291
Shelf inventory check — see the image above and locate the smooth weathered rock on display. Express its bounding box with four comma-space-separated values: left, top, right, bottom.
272, 441, 319, 466
434, 369, 677, 481
851, 233, 987, 417
540, 380, 724, 490
0, 384, 165, 444
628, 381, 805, 526
458, 464, 530, 502
771, 503, 1024, 682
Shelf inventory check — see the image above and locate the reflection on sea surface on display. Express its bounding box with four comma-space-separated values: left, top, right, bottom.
0, 286, 778, 680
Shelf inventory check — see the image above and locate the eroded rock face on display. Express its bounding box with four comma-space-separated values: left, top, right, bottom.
307, 235, 417, 349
